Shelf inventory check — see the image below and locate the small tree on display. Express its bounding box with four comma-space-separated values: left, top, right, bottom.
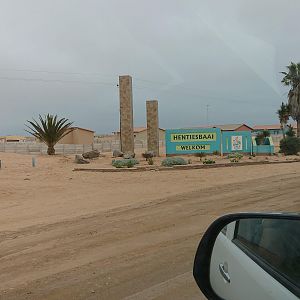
280, 137, 300, 155
262, 130, 270, 138
26, 114, 73, 155
277, 102, 290, 138
286, 125, 296, 137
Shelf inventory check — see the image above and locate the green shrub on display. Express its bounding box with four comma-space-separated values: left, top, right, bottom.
147, 157, 154, 165
203, 158, 215, 164
212, 150, 220, 156
161, 157, 187, 167
280, 137, 300, 155
262, 130, 270, 137
286, 125, 296, 137
255, 133, 265, 145
227, 152, 243, 159
112, 159, 139, 168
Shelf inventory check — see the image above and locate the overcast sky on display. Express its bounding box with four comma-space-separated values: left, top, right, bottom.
0, 0, 299, 135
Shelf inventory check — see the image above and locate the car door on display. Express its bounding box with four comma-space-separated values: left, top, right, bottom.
209, 219, 300, 300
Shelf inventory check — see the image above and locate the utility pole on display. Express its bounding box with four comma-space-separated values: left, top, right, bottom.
206, 104, 210, 126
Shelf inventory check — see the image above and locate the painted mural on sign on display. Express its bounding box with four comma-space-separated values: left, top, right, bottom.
231, 136, 243, 151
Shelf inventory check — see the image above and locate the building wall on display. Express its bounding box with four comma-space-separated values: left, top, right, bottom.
221, 131, 252, 154
134, 129, 165, 141
252, 137, 275, 155
59, 131, 73, 144
58, 128, 94, 145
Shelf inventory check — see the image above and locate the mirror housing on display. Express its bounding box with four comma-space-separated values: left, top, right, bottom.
193, 212, 300, 300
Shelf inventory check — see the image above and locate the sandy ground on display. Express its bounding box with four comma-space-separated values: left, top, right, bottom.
0, 152, 300, 299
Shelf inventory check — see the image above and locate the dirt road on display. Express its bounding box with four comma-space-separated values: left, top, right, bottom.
0, 155, 300, 299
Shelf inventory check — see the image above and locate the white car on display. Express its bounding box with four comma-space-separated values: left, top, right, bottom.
193, 213, 300, 300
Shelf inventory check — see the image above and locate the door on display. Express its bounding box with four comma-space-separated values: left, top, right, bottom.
209, 219, 300, 300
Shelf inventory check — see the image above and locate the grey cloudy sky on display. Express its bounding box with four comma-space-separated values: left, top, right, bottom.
0, 0, 299, 135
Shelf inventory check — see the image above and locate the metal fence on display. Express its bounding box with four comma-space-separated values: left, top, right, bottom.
0, 140, 165, 155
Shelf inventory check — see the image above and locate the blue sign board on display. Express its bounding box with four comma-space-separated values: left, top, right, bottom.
165, 128, 221, 155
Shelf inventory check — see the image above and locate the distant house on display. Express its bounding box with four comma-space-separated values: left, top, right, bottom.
58, 127, 94, 145
253, 124, 297, 136
113, 127, 166, 141
0, 135, 28, 143
211, 124, 253, 132
190, 124, 253, 132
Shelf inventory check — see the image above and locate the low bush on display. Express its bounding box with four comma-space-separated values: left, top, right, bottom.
227, 152, 243, 160
203, 158, 215, 164
212, 150, 220, 156
161, 157, 187, 167
147, 157, 154, 165
142, 151, 155, 160
280, 137, 300, 155
112, 159, 139, 168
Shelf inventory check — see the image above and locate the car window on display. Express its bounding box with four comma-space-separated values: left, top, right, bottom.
221, 225, 227, 235
234, 219, 300, 289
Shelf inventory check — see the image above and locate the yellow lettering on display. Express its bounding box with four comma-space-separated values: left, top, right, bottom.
171, 133, 216, 142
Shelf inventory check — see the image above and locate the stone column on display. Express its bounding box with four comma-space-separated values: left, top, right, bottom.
119, 75, 134, 154
146, 100, 159, 156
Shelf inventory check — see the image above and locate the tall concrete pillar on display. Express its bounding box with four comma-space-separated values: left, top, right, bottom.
119, 75, 134, 153
146, 100, 159, 156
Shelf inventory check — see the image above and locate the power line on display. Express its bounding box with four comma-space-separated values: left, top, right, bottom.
0, 76, 116, 86
0, 67, 116, 78
0, 73, 282, 106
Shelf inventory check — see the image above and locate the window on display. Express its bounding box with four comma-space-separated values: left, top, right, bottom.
233, 219, 300, 291
221, 225, 227, 235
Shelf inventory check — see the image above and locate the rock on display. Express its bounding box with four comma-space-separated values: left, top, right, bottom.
124, 152, 135, 159
75, 155, 90, 164
142, 151, 155, 159
112, 150, 124, 158
82, 150, 100, 159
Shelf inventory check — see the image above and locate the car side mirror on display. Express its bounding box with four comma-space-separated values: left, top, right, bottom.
193, 213, 300, 300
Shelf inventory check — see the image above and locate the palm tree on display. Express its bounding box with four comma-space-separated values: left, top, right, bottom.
277, 102, 290, 138
288, 84, 300, 137
26, 114, 73, 155
281, 62, 300, 137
